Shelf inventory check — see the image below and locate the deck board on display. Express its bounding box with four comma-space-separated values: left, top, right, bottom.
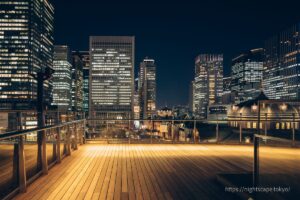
13, 144, 300, 200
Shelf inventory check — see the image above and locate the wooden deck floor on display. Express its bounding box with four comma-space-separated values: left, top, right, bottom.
13, 144, 300, 200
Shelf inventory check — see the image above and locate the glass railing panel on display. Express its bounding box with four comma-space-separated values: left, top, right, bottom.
46, 128, 57, 166
0, 140, 18, 199
24, 131, 40, 180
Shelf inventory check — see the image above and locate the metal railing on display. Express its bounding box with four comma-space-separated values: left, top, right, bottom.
86, 117, 300, 145
0, 119, 86, 200
253, 134, 300, 187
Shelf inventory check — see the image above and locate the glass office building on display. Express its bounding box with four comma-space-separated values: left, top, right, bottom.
80, 51, 90, 114
71, 51, 84, 112
52, 45, 72, 111
264, 23, 300, 100
193, 54, 223, 118
0, 0, 54, 110
138, 58, 156, 119
231, 48, 264, 103
89, 36, 134, 124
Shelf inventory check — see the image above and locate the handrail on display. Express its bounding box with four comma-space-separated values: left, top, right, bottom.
0, 119, 86, 199
0, 119, 86, 140
253, 134, 299, 188
253, 134, 298, 144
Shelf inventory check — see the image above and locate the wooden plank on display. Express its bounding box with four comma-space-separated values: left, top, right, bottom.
76, 146, 109, 200
129, 145, 143, 200
125, 145, 136, 200
13, 144, 300, 200
45, 146, 98, 200
98, 144, 117, 200
137, 146, 165, 200
15, 146, 92, 200
120, 144, 129, 200
69, 146, 109, 200
84, 145, 113, 200
106, 145, 120, 200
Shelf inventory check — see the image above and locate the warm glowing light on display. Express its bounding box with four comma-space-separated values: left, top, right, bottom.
252, 104, 258, 111
232, 105, 238, 111
280, 103, 287, 111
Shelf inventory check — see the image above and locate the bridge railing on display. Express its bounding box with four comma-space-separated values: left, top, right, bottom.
0, 119, 86, 200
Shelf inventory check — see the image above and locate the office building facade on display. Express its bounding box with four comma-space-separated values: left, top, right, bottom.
264, 23, 300, 100
231, 48, 264, 103
222, 76, 234, 104
89, 36, 135, 124
138, 58, 156, 119
81, 51, 90, 114
193, 54, 223, 118
52, 45, 72, 111
71, 51, 84, 112
0, 0, 54, 110
133, 78, 140, 119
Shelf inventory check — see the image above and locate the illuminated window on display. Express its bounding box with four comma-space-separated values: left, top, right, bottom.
286, 122, 290, 130
276, 123, 280, 130
281, 122, 285, 129
247, 122, 251, 129
253, 122, 257, 129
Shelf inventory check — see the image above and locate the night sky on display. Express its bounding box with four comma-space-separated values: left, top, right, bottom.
52, 0, 300, 108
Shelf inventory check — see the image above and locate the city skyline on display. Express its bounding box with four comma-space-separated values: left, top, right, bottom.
52, 0, 300, 107
1, 2, 300, 200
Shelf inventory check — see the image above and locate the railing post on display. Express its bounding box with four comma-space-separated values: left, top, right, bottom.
216, 120, 219, 143
42, 129, 48, 175
171, 118, 174, 143
16, 112, 27, 192
56, 126, 61, 163
193, 119, 197, 144
66, 125, 71, 156
83, 119, 86, 144
18, 135, 27, 192
151, 118, 154, 144
80, 121, 83, 145
74, 123, 78, 150
253, 136, 259, 187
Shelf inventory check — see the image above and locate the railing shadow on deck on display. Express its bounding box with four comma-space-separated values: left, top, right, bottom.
0, 119, 86, 200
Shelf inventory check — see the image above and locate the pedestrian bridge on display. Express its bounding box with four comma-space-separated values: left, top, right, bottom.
1, 120, 300, 200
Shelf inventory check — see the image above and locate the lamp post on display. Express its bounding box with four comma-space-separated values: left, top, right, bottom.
257, 101, 261, 137
292, 113, 295, 146
264, 113, 267, 139
239, 113, 242, 143
216, 113, 219, 143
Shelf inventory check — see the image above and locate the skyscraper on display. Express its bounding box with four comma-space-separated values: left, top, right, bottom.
0, 0, 54, 110
189, 81, 195, 112
52, 45, 72, 111
222, 76, 234, 104
89, 36, 135, 124
133, 78, 140, 120
231, 48, 264, 103
193, 54, 223, 118
264, 23, 300, 100
71, 52, 84, 113
80, 51, 90, 114
72, 51, 90, 114
138, 58, 156, 119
